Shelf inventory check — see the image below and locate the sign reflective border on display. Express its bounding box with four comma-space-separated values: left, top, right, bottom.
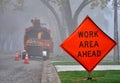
60, 16, 116, 72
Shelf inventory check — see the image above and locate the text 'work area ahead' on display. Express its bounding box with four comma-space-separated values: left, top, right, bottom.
60, 16, 116, 72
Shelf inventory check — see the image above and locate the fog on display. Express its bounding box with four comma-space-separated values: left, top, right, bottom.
0, 0, 60, 53
0, 0, 119, 57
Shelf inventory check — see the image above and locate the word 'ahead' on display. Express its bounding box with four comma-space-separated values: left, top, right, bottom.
60, 16, 116, 72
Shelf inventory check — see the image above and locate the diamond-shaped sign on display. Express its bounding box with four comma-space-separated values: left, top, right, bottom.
60, 16, 116, 72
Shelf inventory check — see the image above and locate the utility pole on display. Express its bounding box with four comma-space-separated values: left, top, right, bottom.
114, 0, 119, 63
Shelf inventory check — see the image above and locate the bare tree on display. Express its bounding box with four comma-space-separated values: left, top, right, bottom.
41, 0, 110, 41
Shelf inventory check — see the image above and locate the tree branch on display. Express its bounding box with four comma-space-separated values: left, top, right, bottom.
73, 0, 93, 21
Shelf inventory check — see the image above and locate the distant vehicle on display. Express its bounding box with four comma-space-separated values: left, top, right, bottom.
24, 18, 53, 60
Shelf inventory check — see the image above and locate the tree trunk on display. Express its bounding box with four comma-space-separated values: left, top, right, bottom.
114, 0, 119, 63
41, 0, 65, 41
61, 0, 74, 35
62, 0, 92, 35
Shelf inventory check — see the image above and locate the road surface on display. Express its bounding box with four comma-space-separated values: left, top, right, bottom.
0, 53, 61, 83
0, 53, 43, 83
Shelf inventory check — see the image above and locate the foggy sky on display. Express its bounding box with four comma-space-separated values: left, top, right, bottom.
0, 0, 119, 55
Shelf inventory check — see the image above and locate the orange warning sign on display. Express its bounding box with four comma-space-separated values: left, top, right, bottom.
60, 16, 116, 72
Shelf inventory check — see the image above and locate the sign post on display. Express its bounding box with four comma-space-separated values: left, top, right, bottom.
60, 16, 116, 79
88, 72, 92, 80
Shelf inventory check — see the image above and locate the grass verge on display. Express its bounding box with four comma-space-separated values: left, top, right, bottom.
58, 70, 120, 83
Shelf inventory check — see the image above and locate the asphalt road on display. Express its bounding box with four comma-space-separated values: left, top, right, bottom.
0, 53, 43, 83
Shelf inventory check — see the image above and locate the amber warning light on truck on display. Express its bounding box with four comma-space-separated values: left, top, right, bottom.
60, 16, 116, 72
